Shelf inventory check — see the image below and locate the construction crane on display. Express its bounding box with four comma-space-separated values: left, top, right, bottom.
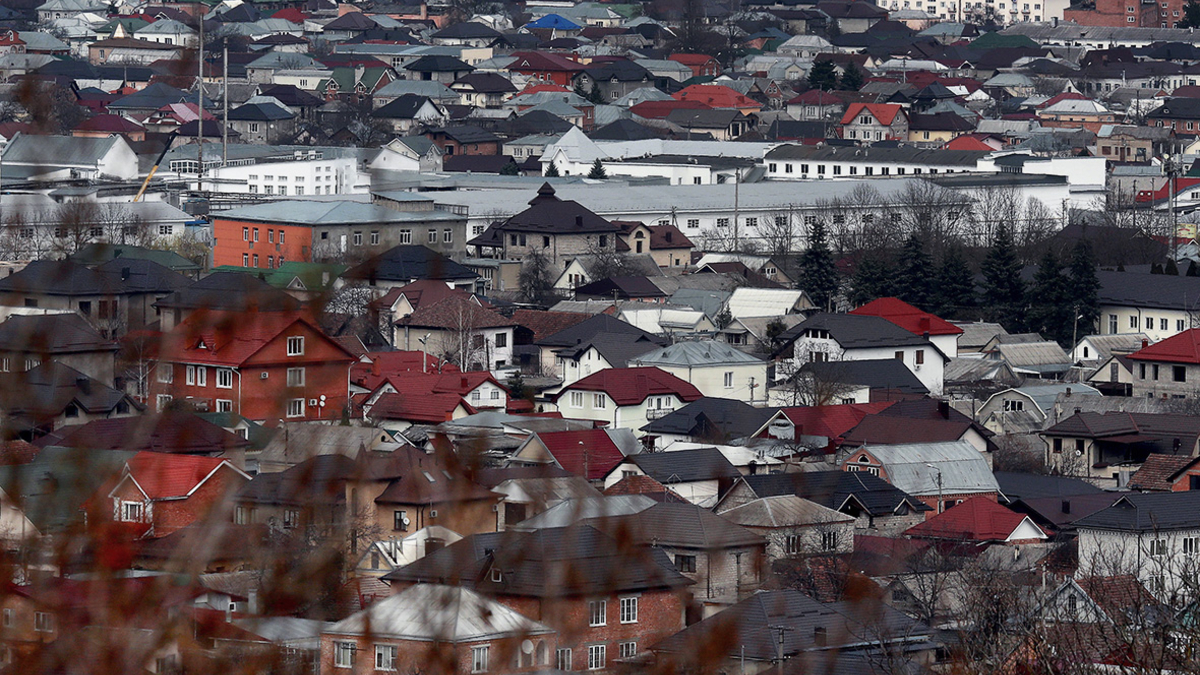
133, 132, 177, 203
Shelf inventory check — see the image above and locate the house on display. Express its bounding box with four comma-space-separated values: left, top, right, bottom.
225, 101, 296, 144
840, 407, 994, 457
1126, 328, 1200, 400
1095, 125, 1173, 163
1072, 333, 1149, 369
370, 137, 445, 174
366, 392, 476, 430
977, 383, 1103, 436
716, 470, 931, 534
450, 72, 517, 108
1037, 575, 1166, 626
753, 401, 895, 453
510, 427, 639, 481
0, 361, 139, 440
773, 358, 930, 406
370, 94, 448, 133
353, 526, 465, 578
425, 125, 502, 156
320, 583, 555, 675
839, 103, 909, 143
1037, 99, 1116, 133
841, 440, 1002, 515
664, 108, 752, 141
724, 287, 811, 319
538, 313, 668, 384
849, 297, 962, 359
774, 313, 947, 396
629, 341, 769, 405
102, 452, 250, 538
384, 524, 692, 669
903, 496, 1048, 548
505, 52, 586, 87
555, 367, 703, 432
668, 53, 720, 78
602, 446, 741, 506
718, 495, 857, 560
149, 309, 358, 421
1042, 411, 1200, 486
489, 183, 620, 269
393, 295, 516, 371
0, 313, 117, 385
48, 412, 250, 458
639, 397, 777, 448
340, 245, 479, 292
1128, 454, 1200, 492
153, 272, 302, 332
1094, 271, 1200, 343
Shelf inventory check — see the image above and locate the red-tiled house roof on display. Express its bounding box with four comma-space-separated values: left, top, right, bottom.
942, 135, 995, 151
351, 350, 458, 390
511, 309, 591, 342
1127, 454, 1200, 491
395, 295, 515, 330
603, 473, 687, 501
850, 297, 963, 336
559, 367, 703, 406
506, 51, 585, 73
903, 496, 1047, 543
840, 102, 905, 126
628, 99, 711, 119
673, 84, 761, 111
536, 428, 627, 479
119, 451, 246, 499
160, 309, 355, 367
1128, 329, 1200, 364
367, 392, 476, 424
760, 402, 895, 443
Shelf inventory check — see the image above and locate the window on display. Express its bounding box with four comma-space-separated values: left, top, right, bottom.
1146, 316, 1153, 330
243, 253, 250, 266
495, 333, 507, 348
716, 218, 730, 228
156, 395, 172, 412
724, 372, 733, 389
1185, 536, 1200, 556
370, 231, 380, 246
1149, 538, 1168, 557
243, 227, 249, 241
1130, 316, 1139, 329
786, 534, 801, 554
1053, 438, 1063, 454
471, 646, 489, 673
1003, 399, 1024, 412
216, 399, 232, 412
444, 229, 453, 243
158, 364, 173, 383
587, 645, 605, 671
589, 600, 606, 626
620, 596, 638, 624
570, 391, 584, 408
557, 649, 572, 671
1180, 320, 1187, 332
1154, 364, 1160, 380
353, 232, 363, 247
217, 368, 232, 389
915, 349, 924, 365
675, 554, 696, 573
619, 642, 637, 658
287, 367, 305, 387
593, 393, 606, 409
253, 254, 259, 267
1161, 318, 1169, 331
1109, 315, 1118, 334
121, 501, 142, 522
34, 612, 52, 633
282, 508, 299, 529
375, 645, 397, 671
186, 365, 196, 385
400, 229, 412, 244
253, 228, 259, 243
821, 530, 838, 550
287, 336, 304, 356
1140, 363, 1147, 379
2, 608, 11, 628
287, 398, 305, 418
428, 229, 438, 244
745, 217, 757, 229
895, 351, 904, 362
334, 642, 355, 668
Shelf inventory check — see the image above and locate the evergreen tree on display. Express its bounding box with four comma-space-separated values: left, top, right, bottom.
807, 60, 838, 91
1068, 239, 1100, 336
1189, 260, 1200, 277
848, 253, 893, 307
933, 246, 976, 319
544, 162, 560, 177
981, 223, 1026, 332
1027, 249, 1072, 346
587, 159, 607, 179
796, 219, 840, 311
1152, 262, 1164, 274
1179, 0, 1200, 28
839, 64, 864, 91
1166, 258, 1180, 275
500, 161, 520, 176
894, 234, 934, 310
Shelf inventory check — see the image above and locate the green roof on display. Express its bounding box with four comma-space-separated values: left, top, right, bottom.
69, 243, 203, 272
210, 261, 348, 291
195, 411, 275, 449
968, 31, 1038, 50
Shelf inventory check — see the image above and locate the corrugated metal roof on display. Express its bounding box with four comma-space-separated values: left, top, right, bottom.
326, 583, 552, 641
726, 288, 806, 319
860, 440, 999, 496
631, 339, 764, 367
720, 495, 853, 528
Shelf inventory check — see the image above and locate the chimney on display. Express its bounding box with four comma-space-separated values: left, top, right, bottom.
814, 627, 827, 646
121, 266, 130, 281
1065, 387, 1072, 396
461, 376, 468, 387
938, 400, 950, 419
76, 376, 90, 395
923, 331, 930, 340
1061, 499, 1071, 514
1142, 338, 1149, 349
919, 316, 930, 331
575, 215, 583, 227
248, 590, 259, 615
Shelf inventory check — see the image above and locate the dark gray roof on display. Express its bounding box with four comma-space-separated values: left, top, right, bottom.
371, 94, 435, 120
154, 271, 302, 312
0, 314, 115, 354
626, 446, 742, 483
665, 108, 745, 128
583, 60, 651, 82
640, 396, 777, 439
228, 101, 293, 121
777, 313, 932, 352
405, 54, 473, 73
0, 361, 132, 429
538, 313, 661, 347
497, 183, 618, 236
69, 242, 202, 272
0, 445, 135, 533
555, 332, 665, 367
342, 245, 478, 283
96, 258, 192, 294
592, 500, 764, 549
431, 21, 502, 39
1097, 270, 1200, 312
738, 470, 930, 516
1072, 491, 1200, 531
763, 143, 988, 165
451, 72, 516, 94
0, 260, 113, 295
799, 358, 929, 394
994, 471, 1105, 503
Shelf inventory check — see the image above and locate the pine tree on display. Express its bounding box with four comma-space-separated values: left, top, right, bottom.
544, 162, 560, 177
1068, 239, 1100, 337
894, 234, 933, 310
806, 60, 838, 91
981, 223, 1026, 332
796, 219, 840, 311
848, 253, 893, 307
1179, 0, 1200, 28
839, 64, 864, 91
587, 159, 607, 179
933, 246, 976, 319
1027, 249, 1071, 346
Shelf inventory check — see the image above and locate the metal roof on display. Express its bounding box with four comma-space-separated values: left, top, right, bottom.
326, 583, 553, 641
859, 440, 999, 496
631, 339, 764, 367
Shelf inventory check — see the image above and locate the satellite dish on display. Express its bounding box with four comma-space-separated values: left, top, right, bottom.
320, 394, 327, 402
402, 516, 410, 526
521, 640, 534, 655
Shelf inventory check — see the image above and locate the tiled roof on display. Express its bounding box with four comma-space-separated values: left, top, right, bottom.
849, 297, 963, 336
773, 402, 895, 440
395, 294, 515, 330
498, 183, 618, 236
903, 496, 1045, 542
159, 309, 352, 367
0, 314, 116, 354
776, 313, 932, 353
327, 583, 551, 641
841, 415, 974, 448
511, 309, 591, 341
1127, 454, 1200, 491
673, 84, 761, 110
1071, 490, 1200, 531
628, 446, 741, 484
368, 391, 475, 424
592, 500, 765, 548
641, 396, 777, 439
537, 428, 627, 480
123, 451, 242, 500
603, 473, 686, 501
560, 366, 703, 406
840, 102, 905, 126
342, 245, 478, 283
1129, 328, 1200, 364
738, 470, 930, 516
49, 412, 249, 455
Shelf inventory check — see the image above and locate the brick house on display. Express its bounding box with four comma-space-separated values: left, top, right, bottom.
321, 584, 556, 675
842, 440, 1001, 515
0, 313, 118, 385
505, 51, 586, 87
385, 524, 693, 671
1145, 97, 1200, 133
392, 295, 517, 371
839, 103, 909, 143
1065, 0, 1182, 27
1128, 454, 1200, 492
668, 53, 720, 78
102, 451, 250, 538
0, 588, 58, 666
718, 495, 856, 561
424, 125, 502, 156
149, 309, 357, 422
1127, 328, 1200, 399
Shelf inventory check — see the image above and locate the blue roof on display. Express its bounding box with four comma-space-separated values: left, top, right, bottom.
525, 13, 581, 29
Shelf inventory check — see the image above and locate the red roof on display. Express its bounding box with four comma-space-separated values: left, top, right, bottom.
160, 309, 354, 367
903, 497, 1045, 542
785, 89, 847, 106
519, 83, 573, 94
351, 350, 457, 390
1129, 329, 1200, 364
368, 391, 475, 423
840, 102, 905, 126
850, 297, 963, 336
773, 402, 895, 442
673, 84, 760, 110
537, 428, 626, 480
561, 367, 703, 406
507, 51, 585, 73
668, 53, 718, 66
628, 99, 711, 119
373, 279, 479, 313
396, 295, 515, 330
1037, 91, 1089, 109
942, 134, 995, 151
123, 451, 241, 500
271, 7, 308, 22
75, 114, 145, 133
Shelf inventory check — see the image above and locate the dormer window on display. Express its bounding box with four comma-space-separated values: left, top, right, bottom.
287, 336, 304, 356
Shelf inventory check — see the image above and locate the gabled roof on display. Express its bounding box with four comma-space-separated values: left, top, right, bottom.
776, 313, 933, 353
903, 496, 1045, 542
0, 259, 115, 295
854, 440, 999, 496
0, 361, 131, 425
1073, 491, 1200, 531
498, 183, 618, 235
395, 294, 514, 331
154, 271, 301, 313
1128, 454, 1200, 491
798, 359, 929, 395
368, 392, 474, 425
593, 500, 765, 548
737, 470, 931, 516
850, 297, 963, 336
560, 366, 703, 406
119, 451, 245, 500
625, 446, 741, 483
841, 415, 975, 448
840, 102, 906, 126
48, 412, 249, 455
765, 402, 896, 441
160, 309, 354, 368
673, 84, 760, 110
721, 495, 855, 528
326, 584, 552, 641
537, 313, 660, 347
511, 309, 591, 341
342, 245, 478, 283
640, 397, 777, 439
0, 313, 115, 355
1128, 328, 1200, 364
533, 428, 631, 480
505, 51, 586, 73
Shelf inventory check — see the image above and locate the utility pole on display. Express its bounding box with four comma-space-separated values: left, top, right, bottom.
196, 14, 205, 190
768, 625, 793, 665
222, 37, 229, 165
732, 167, 740, 252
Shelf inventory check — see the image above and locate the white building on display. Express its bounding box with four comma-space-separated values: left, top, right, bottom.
629, 341, 770, 405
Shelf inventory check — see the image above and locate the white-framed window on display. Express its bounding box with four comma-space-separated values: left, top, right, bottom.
619, 642, 637, 658
1185, 536, 1199, 556
716, 218, 729, 228
287, 398, 305, 418
216, 399, 232, 412
34, 611, 52, 633
121, 501, 143, 522
375, 644, 397, 671
471, 645, 489, 673
334, 641, 355, 668
370, 231, 380, 246
428, 229, 438, 244
587, 644, 605, 670
570, 391, 584, 408
1149, 538, 1168, 557
353, 232, 363, 246
2, 608, 12, 628
400, 229, 412, 244
286, 336, 304, 356
620, 596, 638, 624
821, 530, 838, 550
443, 229, 453, 243
593, 393, 606, 409
287, 367, 305, 387
556, 649, 572, 671
588, 599, 606, 626
157, 363, 173, 383
156, 394, 172, 412
195, 366, 206, 386
724, 372, 733, 389
216, 368, 233, 389
158, 225, 172, 236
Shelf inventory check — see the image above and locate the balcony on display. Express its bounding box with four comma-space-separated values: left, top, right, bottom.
646, 408, 676, 420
